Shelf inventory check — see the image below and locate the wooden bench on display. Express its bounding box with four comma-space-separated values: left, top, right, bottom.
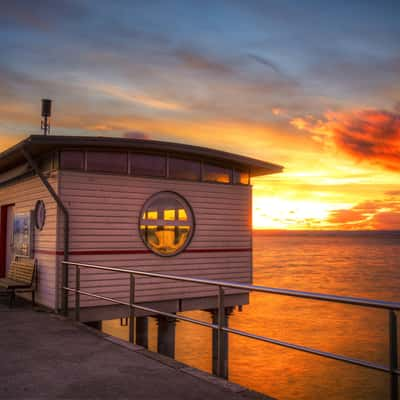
0, 256, 37, 307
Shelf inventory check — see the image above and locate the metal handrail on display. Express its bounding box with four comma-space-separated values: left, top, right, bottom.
62, 261, 399, 399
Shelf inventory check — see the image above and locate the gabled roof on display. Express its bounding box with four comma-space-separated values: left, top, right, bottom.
0, 135, 283, 177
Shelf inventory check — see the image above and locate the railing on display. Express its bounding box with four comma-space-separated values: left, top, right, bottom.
62, 261, 400, 400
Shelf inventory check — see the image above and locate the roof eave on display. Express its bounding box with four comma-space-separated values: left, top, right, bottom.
0, 134, 284, 178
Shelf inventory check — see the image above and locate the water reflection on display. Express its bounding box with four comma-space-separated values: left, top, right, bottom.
139, 192, 193, 255
103, 232, 400, 399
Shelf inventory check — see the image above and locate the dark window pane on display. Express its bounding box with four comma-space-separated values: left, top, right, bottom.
60, 151, 84, 170
169, 158, 201, 181
87, 151, 127, 173
132, 154, 166, 177
233, 169, 250, 185
203, 163, 231, 183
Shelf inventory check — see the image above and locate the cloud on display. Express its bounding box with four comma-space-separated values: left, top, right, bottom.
328, 198, 400, 230
373, 212, 400, 230
247, 54, 283, 75
81, 82, 186, 112
291, 108, 400, 171
332, 110, 400, 171
271, 107, 289, 117
385, 190, 400, 197
174, 49, 232, 75
328, 209, 367, 224
353, 200, 400, 212
0, 66, 42, 98
0, 0, 87, 31
0, 131, 26, 152
123, 131, 151, 140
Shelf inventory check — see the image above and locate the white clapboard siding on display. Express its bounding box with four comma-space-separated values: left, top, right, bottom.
0, 173, 59, 308
59, 171, 252, 307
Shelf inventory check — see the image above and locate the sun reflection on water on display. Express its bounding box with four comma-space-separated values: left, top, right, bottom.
102, 232, 400, 399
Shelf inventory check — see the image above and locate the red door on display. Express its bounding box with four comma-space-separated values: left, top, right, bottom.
0, 204, 14, 278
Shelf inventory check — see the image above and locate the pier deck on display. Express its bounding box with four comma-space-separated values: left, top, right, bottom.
0, 299, 270, 400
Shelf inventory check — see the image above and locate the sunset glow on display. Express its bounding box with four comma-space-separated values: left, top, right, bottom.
1, 1, 399, 230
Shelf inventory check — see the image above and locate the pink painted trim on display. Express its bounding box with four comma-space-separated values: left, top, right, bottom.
34, 248, 251, 256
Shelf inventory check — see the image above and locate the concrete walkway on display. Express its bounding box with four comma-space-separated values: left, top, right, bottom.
0, 299, 271, 400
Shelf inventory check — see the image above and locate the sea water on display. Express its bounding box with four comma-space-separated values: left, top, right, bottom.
103, 231, 400, 400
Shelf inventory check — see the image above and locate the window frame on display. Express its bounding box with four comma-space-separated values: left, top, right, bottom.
233, 168, 250, 185
57, 149, 251, 186
202, 162, 233, 184
138, 191, 195, 257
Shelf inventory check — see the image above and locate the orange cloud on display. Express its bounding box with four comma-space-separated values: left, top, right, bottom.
0, 131, 26, 152
291, 109, 400, 171
385, 190, 400, 197
90, 82, 186, 112
373, 212, 400, 230
331, 110, 400, 171
327, 199, 400, 230
328, 209, 367, 224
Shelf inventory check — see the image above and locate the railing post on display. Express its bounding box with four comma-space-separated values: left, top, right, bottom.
389, 310, 398, 400
217, 286, 225, 378
129, 274, 135, 343
75, 265, 80, 321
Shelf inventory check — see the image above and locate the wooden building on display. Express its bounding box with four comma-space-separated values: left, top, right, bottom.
0, 135, 282, 321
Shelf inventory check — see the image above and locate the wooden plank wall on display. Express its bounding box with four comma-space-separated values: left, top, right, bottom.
0, 173, 58, 308
59, 171, 252, 308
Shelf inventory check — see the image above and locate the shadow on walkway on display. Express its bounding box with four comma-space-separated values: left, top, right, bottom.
0, 299, 273, 400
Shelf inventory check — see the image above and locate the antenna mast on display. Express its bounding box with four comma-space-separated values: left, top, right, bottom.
41, 99, 52, 135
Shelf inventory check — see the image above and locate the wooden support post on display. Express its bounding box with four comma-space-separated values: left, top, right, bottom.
157, 315, 176, 358
208, 307, 233, 379
136, 316, 149, 348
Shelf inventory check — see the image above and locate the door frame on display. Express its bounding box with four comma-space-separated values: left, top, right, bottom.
0, 204, 14, 278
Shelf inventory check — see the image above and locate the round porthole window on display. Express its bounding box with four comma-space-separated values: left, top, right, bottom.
139, 191, 195, 256
34, 200, 46, 230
